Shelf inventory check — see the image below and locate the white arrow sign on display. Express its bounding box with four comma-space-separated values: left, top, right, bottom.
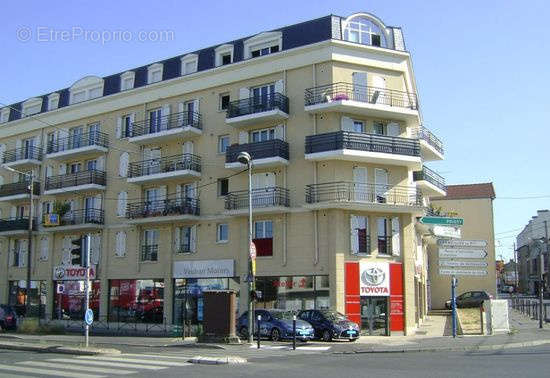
439, 260, 489, 268
439, 268, 488, 276
439, 248, 488, 259
438, 239, 487, 248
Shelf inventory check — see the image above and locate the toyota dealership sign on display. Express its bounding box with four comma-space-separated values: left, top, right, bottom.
359, 262, 390, 296
53, 265, 96, 281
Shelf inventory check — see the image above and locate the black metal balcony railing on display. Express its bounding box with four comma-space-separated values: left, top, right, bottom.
412, 126, 444, 155
45, 169, 106, 191
0, 180, 40, 198
3, 146, 43, 164
126, 196, 200, 219
0, 217, 36, 232
47, 131, 109, 154
225, 187, 290, 210
141, 245, 158, 262
305, 131, 420, 157
304, 82, 418, 110
227, 92, 289, 119
413, 166, 446, 191
128, 111, 202, 138
226, 139, 289, 164
44, 209, 104, 227
305, 182, 422, 206
128, 154, 201, 178
176, 243, 192, 254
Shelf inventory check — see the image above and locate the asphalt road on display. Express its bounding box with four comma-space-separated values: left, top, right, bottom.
1, 345, 549, 378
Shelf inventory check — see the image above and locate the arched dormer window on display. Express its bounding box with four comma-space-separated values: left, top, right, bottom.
69, 76, 104, 104
22, 97, 43, 117
343, 13, 388, 48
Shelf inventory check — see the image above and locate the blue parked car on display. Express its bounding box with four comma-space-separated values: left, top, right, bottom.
237, 309, 315, 342
298, 309, 359, 342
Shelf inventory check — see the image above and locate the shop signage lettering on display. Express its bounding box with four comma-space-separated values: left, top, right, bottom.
359, 262, 390, 297
272, 277, 310, 289
173, 259, 234, 278
53, 265, 96, 281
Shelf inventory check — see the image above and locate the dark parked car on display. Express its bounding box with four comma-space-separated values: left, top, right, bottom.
0, 305, 17, 331
237, 309, 315, 342
298, 309, 359, 342
445, 291, 493, 309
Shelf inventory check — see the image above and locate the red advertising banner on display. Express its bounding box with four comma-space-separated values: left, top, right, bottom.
389, 262, 404, 332
345, 262, 361, 326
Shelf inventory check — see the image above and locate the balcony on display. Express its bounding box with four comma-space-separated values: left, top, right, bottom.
42, 209, 104, 232
46, 131, 108, 160
0, 180, 40, 202
226, 93, 289, 127
225, 140, 289, 169
0, 217, 36, 236
304, 83, 419, 121
141, 245, 158, 262
126, 196, 200, 224
305, 131, 421, 169
127, 154, 201, 184
224, 187, 290, 215
412, 126, 444, 161
413, 166, 446, 197
305, 182, 423, 213
128, 111, 202, 144
2, 146, 42, 169
44, 169, 106, 195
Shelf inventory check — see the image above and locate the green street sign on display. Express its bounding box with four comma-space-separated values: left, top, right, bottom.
419, 216, 464, 226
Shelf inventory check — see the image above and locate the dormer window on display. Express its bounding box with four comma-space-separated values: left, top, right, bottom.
69, 76, 104, 104
147, 63, 163, 84
215, 44, 234, 67
120, 71, 135, 91
0, 108, 10, 123
48, 93, 60, 111
180, 54, 198, 75
22, 98, 43, 117
343, 14, 387, 48
244, 31, 282, 59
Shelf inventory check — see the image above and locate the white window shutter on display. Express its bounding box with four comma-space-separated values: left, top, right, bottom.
97, 156, 105, 171
275, 124, 285, 140
391, 217, 401, 256
119, 152, 129, 177
59, 163, 67, 175
62, 236, 72, 265
95, 194, 102, 211
239, 87, 249, 100
190, 225, 197, 253
352, 72, 368, 102
129, 113, 135, 135
183, 141, 194, 154
350, 215, 359, 255
46, 165, 53, 177
274, 79, 284, 94
174, 227, 181, 252
0, 144, 5, 163
341, 116, 354, 131
34, 135, 41, 148
91, 234, 101, 265
115, 231, 126, 257
178, 103, 185, 126
239, 131, 248, 144
0, 176, 3, 186
40, 237, 49, 261
193, 99, 200, 114
159, 186, 167, 201
117, 191, 127, 217
387, 122, 400, 137
161, 104, 170, 130
19, 239, 28, 267
10, 206, 16, 219
15, 139, 22, 150
8, 241, 14, 266
116, 116, 122, 138
176, 185, 182, 205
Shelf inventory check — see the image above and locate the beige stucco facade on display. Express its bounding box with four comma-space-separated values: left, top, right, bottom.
0, 13, 446, 336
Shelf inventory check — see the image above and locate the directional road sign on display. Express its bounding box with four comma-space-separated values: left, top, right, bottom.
439, 248, 488, 259
439, 260, 488, 268
439, 268, 488, 276
438, 239, 487, 248
419, 217, 464, 226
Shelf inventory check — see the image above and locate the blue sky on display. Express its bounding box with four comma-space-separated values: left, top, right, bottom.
1, 0, 548, 261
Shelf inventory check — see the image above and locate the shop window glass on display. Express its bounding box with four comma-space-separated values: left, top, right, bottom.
108, 279, 164, 323
53, 280, 100, 320
255, 275, 329, 311
8, 280, 47, 318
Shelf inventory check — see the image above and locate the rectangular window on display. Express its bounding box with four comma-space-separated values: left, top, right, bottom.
218, 178, 229, 196
373, 122, 385, 135
218, 135, 230, 153
184, 61, 195, 74
351, 215, 370, 255
377, 218, 391, 255
221, 53, 231, 65
69, 126, 84, 149
254, 275, 329, 311
219, 93, 230, 111
251, 128, 275, 143
254, 220, 273, 257
179, 226, 192, 253
251, 84, 275, 105
150, 69, 162, 83
142, 230, 159, 261
108, 279, 163, 323
217, 224, 228, 243
353, 120, 365, 133
9, 280, 47, 317
123, 115, 132, 137
371, 34, 381, 47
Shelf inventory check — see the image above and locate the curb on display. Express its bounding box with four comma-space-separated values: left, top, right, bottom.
333, 339, 550, 354
189, 356, 247, 365
0, 342, 121, 356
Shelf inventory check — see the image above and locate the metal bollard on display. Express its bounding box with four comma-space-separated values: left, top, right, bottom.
293, 315, 296, 350
257, 315, 261, 349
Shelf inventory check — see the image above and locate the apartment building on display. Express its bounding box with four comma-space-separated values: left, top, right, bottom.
0, 12, 446, 336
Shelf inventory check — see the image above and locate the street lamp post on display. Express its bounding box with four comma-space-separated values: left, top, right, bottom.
3, 165, 35, 317
237, 151, 254, 344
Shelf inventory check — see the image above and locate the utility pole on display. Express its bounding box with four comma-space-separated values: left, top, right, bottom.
84, 234, 91, 347
545, 221, 549, 295
513, 242, 518, 292
25, 172, 34, 318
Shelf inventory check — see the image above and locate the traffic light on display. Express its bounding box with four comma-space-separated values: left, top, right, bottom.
70, 237, 87, 266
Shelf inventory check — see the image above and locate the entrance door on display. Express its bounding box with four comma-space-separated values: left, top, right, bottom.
360, 297, 388, 336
